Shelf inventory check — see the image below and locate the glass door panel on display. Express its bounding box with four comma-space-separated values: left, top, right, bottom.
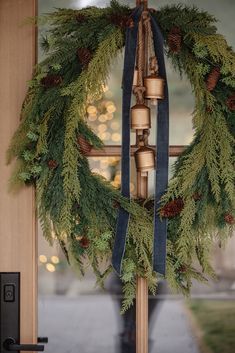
37, 1, 235, 353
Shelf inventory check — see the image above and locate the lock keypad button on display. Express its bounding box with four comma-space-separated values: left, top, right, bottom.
4, 284, 15, 302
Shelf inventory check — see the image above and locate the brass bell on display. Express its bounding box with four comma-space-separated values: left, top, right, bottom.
131, 104, 151, 130
134, 146, 155, 172
144, 74, 165, 103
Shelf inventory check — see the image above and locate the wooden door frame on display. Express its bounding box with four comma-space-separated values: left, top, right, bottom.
0, 0, 38, 346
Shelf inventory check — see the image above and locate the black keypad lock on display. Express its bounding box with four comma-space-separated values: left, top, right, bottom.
0, 273, 46, 352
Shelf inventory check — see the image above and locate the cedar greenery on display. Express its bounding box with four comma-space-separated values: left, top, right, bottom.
7, 1, 235, 311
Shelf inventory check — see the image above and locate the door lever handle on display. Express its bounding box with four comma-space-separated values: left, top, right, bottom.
37, 337, 48, 344
4, 337, 44, 351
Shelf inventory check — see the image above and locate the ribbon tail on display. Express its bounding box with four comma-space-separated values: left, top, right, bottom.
112, 9, 141, 275
151, 16, 169, 276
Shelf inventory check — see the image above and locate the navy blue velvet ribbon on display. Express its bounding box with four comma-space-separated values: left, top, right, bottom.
151, 16, 169, 276
112, 8, 141, 274
112, 11, 169, 276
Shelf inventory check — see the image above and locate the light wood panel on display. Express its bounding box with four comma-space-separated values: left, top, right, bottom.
136, 162, 148, 353
136, 277, 148, 353
0, 0, 37, 346
88, 145, 185, 157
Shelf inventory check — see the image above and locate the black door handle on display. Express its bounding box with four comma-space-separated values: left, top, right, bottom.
4, 337, 44, 351
37, 337, 48, 344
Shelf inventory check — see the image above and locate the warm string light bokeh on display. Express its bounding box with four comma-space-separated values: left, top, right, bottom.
39, 254, 60, 272
87, 85, 137, 195
87, 85, 120, 143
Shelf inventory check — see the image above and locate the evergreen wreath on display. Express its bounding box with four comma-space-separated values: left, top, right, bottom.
7, 1, 235, 311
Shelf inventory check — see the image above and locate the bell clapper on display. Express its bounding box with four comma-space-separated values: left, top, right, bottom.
151, 98, 158, 106
137, 129, 144, 136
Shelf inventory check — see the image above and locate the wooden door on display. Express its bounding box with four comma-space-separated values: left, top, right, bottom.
0, 0, 37, 347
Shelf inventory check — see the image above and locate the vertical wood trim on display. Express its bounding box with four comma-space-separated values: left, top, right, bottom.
0, 0, 37, 346
136, 277, 148, 353
136, 172, 148, 353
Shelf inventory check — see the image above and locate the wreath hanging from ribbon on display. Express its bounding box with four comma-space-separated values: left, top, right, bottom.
7, 1, 235, 311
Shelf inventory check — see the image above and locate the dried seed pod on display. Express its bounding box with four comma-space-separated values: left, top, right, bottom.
77, 48, 93, 67
77, 135, 92, 154
168, 27, 182, 53
206, 67, 221, 91
160, 198, 184, 218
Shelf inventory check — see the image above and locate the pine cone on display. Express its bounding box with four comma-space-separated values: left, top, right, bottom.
113, 200, 120, 209
109, 14, 134, 29
75, 13, 86, 23
226, 94, 235, 111
206, 67, 221, 91
41, 75, 62, 88
224, 213, 235, 225
179, 264, 187, 273
126, 18, 134, 28
160, 198, 184, 218
77, 135, 92, 154
77, 48, 93, 67
193, 192, 202, 201
206, 106, 213, 113
168, 27, 182, 54
47, 159, 58, 169
80, 236, 90, 249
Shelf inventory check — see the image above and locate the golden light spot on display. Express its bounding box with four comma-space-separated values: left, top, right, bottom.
99, 132, 111, 141
106, 104, 116, 113
111, 121, 120, 131
111, 133, 121, 142
106, 113, 114, 120
88, 114, 97, 122
87, 105, 97, 115
105, 101, 114, 108
51, 256, 60, 264
98, 114, 107, 122
105, 100, 116, 113
46, 263, 56, 272
111, 181, 119, 188
98, 124, 107, 133
114, 174, 121, 183
39, 255, 47, 263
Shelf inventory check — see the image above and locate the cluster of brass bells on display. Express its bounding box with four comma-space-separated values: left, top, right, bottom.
131, 73, 164, 173
131, 74, 165, 131
131, 70, 164, 173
